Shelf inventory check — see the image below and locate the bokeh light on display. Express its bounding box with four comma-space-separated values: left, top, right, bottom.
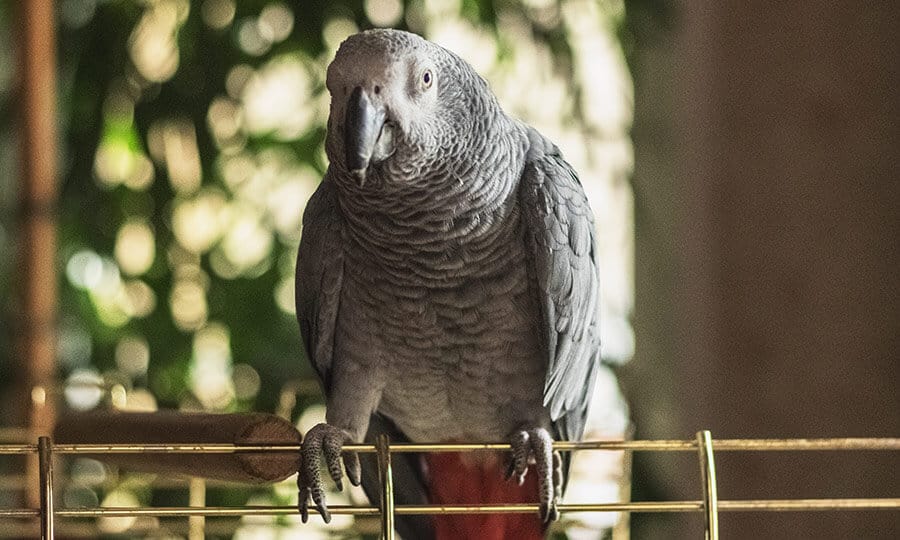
114, 219, 156, 276
218, 204, 273, 276
64, 369, 104, 411
258, 3, 294, 43
98, 489, 140, 533
190, 322, 235, 410
69, 458, 107, 488
241, 55, 316, 139
237, 17, 271, 56
64, 486, 101, 509
322, 18, 359, 53
122, 279, 157, 318
274, 276, 295, 315
171, 189, 228, 253
200, 0, 235, 30
66, 250, 104, 291
365, 0, 404, 27
93, 123, 154, 190
115, 335, 150, 377
170, 267, 209, 331
128, 0, 187, 83
225, 64, 255, 99
123, 388, 159, 412
233, 363, 261, 400
207, 96, 245, 149
147, 118, 203, 194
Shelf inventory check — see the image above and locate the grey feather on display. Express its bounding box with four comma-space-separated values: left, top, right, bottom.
519, 128, 602, 447
294, 175, 344, 391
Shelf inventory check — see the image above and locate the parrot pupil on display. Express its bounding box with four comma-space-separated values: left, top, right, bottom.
423, 71, 431, 85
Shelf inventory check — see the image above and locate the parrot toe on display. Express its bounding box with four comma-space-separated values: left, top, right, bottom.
343, 451, 362, 486
507, 426, 562, 523
506, 430, 531, 485
297, 423, 355, 523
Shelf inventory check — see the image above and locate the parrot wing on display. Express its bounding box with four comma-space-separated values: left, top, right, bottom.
295, 173, 344, 391
296, 175, 436, 539
519, 128, 602, 449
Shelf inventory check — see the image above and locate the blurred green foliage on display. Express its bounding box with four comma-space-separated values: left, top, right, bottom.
0, 0, 648, 418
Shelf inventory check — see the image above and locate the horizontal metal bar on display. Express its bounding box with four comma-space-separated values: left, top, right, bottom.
2, 499, 898, 519
0, 444, 38, 455
2, 438, 898, 455
0, 509, 41, 518
717, 499, 900, 511
709, 438, 900, 451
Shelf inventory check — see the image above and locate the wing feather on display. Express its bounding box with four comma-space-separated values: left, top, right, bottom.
294, 174, 344, 391
519, 130, 602, 445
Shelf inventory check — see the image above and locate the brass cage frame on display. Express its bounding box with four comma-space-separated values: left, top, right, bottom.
2, 433, 899, 539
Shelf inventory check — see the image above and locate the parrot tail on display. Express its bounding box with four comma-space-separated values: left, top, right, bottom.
425, 451, 545, 540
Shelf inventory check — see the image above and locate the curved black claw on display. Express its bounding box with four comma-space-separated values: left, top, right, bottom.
298, 423, 360, 523
506, 427, 562, 523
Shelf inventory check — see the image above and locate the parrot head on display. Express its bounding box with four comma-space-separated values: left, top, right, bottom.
325, 29, 494, 187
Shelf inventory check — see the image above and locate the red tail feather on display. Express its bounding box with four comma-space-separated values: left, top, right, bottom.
425, 452, 545, 540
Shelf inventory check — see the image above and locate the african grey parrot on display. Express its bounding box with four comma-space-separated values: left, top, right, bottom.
295, 29, 601, 539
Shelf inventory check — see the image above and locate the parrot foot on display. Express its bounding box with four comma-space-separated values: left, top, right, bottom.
297, 423, 361, 523
505, 427, 563, 523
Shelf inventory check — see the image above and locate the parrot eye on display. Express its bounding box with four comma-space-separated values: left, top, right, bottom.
422, 70, 433, 89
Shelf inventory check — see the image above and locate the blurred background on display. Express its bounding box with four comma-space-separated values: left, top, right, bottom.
1, 0, 635, 538
0, 0, 897, 539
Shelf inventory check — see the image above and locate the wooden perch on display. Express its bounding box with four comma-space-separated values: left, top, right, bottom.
54, 411, 301, 483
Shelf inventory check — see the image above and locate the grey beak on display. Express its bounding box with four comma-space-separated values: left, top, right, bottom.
344, 86, 386, 179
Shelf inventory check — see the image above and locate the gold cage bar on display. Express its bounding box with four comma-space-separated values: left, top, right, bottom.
3, 437, 898, 455
36, 437, 53, 539
1, 434, 898, 540
376, 434, 396, 540
3, 499, 899, 519
696, 430, 719, 540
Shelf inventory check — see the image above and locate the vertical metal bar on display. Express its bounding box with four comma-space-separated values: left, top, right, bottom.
613, 447, 634, 540
696, 430, 719, 540
38, 436, 54, 540
375, 434, 395, 540
188, 477, 206, 540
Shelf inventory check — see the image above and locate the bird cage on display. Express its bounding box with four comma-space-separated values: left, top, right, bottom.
1, 430, 897, 539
